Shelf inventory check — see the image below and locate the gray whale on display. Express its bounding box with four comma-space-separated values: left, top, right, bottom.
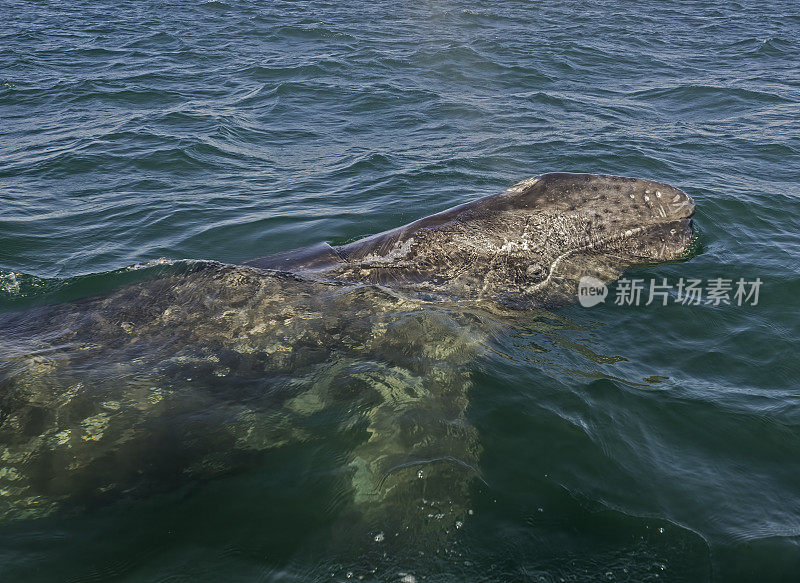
244, 173, 695, 306
0, 173, 695, 525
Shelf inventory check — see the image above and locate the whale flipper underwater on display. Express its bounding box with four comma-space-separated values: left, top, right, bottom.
0, 173, 695, 525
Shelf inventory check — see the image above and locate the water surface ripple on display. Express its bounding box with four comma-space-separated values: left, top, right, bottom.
1, 0, 799, 581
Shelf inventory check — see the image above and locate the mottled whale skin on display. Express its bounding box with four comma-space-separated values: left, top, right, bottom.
0, 173, 695, 527
244, 173, 695, 306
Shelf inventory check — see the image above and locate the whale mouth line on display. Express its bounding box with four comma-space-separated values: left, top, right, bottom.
527, 218, 694, 293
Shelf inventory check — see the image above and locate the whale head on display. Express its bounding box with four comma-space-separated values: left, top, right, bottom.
505, 172, 695, 262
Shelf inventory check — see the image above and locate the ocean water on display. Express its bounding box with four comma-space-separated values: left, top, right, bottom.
1, 0, 800, 581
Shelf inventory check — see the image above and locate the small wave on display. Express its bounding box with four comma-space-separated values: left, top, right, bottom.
329, 152, 396, 176
0, 260, 210, 311
66, 85, 180, 107
632, 84, 793, 105
121, 31, 184, 50
201, 0, 233, 9
270, 24, 355, 42
123, 258, 182, 271
755, 37, 793, 56
0, 269, 59, 302
245, 60, 348, 84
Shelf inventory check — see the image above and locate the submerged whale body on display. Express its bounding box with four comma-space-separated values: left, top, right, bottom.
0, 173, 695, 524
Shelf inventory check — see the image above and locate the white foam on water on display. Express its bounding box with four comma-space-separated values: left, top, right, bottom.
0, 271, 21, 295
124, 258, 180, 271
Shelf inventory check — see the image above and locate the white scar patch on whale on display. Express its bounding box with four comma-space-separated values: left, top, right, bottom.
671, 200, 693, 211
497, 239, 531, 253
360, 237, 417, 264
503, 176, 540, 194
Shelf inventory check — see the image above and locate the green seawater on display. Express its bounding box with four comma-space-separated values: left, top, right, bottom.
1, 0, 799, 581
